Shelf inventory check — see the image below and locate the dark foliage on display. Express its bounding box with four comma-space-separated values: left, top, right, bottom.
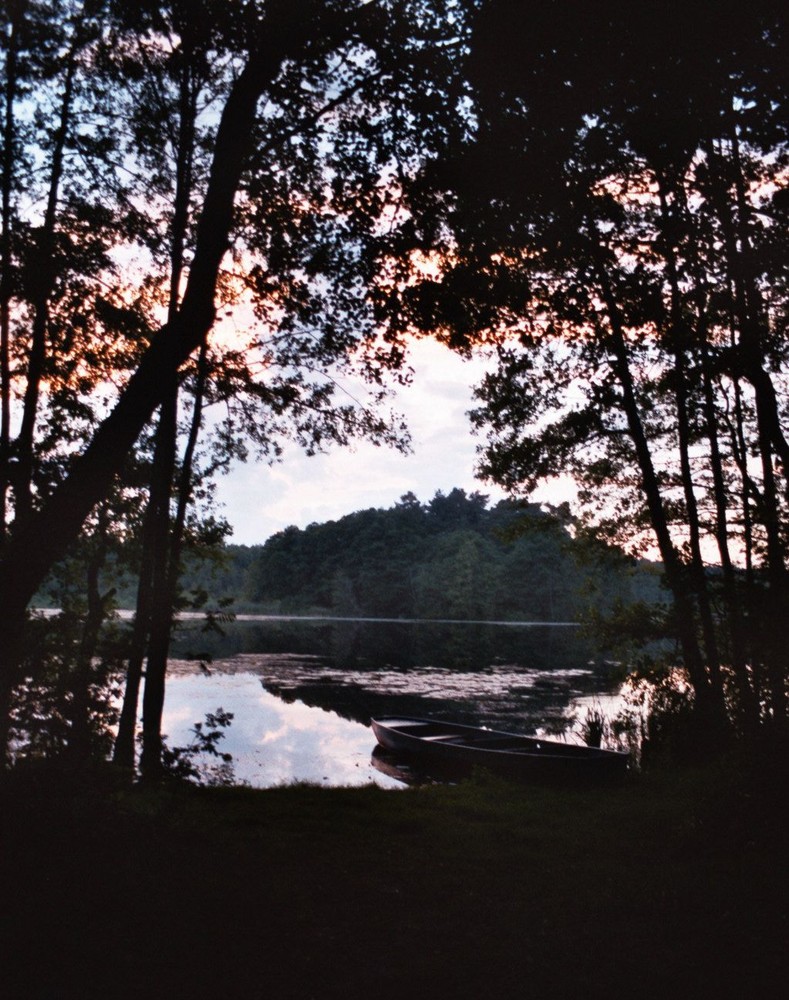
241, 488, 661, 621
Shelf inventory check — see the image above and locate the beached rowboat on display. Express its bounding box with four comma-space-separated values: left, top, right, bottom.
370, 716, 629, 778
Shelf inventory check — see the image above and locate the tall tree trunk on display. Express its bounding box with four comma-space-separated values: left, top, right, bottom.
687, 226, 760, 723
590, 241, 725, 727
0, 7, 19, 540
67, 506, 111, 760
115, 83, 194, 775
656, 177, 724, 698
673, 165, 759, 723
140, 340, 207, 780
139, 376, 179, 780
111, 480, 159, 768
137, 54, 197, 780
729, 126, 788, 726
700, 151, 766, 718
709, 133, 789, 726
14, 35, 79, 525
698, 338, 758, 724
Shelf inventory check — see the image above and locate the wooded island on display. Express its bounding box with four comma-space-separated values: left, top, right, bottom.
174, 488, 662, 623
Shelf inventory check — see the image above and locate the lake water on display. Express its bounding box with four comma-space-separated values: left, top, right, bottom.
162, 616, 627, 788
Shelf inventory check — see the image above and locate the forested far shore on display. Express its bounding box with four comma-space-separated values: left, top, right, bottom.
243, 490, 666, 621
37, 489, 664, 624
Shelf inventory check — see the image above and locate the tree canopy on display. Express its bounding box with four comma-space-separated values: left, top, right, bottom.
377, 0, 789, 734
1, 0, 788, 767
0, 0, 472, 766
242, 488, 659, 622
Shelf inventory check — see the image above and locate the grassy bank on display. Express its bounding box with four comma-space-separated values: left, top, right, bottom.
1, 760, 785, 999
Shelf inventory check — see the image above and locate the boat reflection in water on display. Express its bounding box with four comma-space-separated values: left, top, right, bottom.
370, 744, 492, 787
370, 745, 429, 786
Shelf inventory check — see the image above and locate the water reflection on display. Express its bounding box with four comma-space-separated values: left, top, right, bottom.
255, 656, 608, 733
162, 668, 403, 789
163, 618, 625, 789
169, 616, 596, 674
369, 745, 447, 787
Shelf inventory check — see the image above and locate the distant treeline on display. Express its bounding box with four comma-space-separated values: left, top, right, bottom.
177, 489, 662, 622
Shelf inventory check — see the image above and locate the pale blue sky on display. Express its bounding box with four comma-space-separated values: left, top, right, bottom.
214, 339, 512, 545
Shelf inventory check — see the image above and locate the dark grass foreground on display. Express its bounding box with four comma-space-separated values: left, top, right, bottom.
1, 759, 786, 1000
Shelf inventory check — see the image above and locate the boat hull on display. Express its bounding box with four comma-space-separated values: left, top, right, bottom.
370, 716, 629, 779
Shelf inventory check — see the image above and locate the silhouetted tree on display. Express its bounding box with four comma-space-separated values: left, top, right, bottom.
378, 0, 789, 735
0, 0, 469, 765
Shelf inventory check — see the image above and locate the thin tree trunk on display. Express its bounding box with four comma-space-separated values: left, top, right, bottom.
729, 127, 788, 726
589, 241, 725, 726
67, 507, 111, 759
139, 376, 178, 780
0, 8, 19, 540
674, 165, 758, 722
111, 481, 159, 768
115, 95, 193, 775
170, 341, 208, 580
656, 177, 724, 697
14, 37, 79, 525
721, 132, 788, 724
729, 374, 763, 706
139, 343, 207, 781
137, 54, 196, 781
689, 258, 758, 723
698, 338, 758, 723
703, 137, 789, 726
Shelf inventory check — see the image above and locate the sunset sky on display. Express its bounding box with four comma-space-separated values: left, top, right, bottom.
215, 338, 515, 545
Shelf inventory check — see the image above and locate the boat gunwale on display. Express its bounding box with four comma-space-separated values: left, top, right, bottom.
370, 716, 629, 765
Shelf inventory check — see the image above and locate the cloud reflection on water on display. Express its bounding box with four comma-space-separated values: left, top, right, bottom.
162, 669, 403, 789
161, 647, 622, 789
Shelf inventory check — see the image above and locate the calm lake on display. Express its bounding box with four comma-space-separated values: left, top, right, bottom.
162, 616, 626, 788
